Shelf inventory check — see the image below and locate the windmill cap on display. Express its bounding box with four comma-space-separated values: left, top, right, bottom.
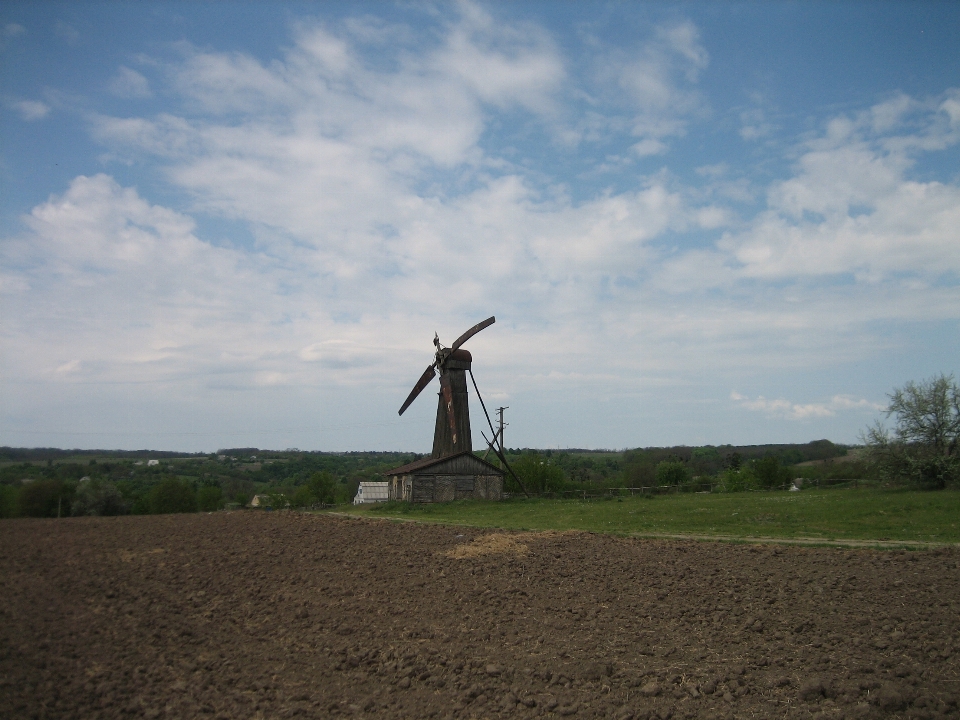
444, 349, 472, 370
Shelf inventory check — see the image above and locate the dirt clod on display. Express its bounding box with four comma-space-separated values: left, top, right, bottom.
798, 677, 827, 701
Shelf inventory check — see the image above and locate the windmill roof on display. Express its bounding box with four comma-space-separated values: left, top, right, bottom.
385, 451, 504, 477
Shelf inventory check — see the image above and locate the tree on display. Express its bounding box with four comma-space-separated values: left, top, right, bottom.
291, 484, 314, 508
863, 373, 960, 489
752, 456, 791, 489
266, 490, 290, 509
18, 479, 73, 518
655, 460, 690, 487
0, 484, 19, 518
725, 452, 743, 472
149, 478, 198, 514
71, 479, 128, 516
512, 452, 565, 494
307, 471, 337, 505
197, 485, 223, 512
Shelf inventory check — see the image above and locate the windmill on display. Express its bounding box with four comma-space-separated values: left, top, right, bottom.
398, 316, 496, 459
392, 316, 528, 500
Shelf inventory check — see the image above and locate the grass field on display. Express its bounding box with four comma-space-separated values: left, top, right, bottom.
337, 488, 960, 545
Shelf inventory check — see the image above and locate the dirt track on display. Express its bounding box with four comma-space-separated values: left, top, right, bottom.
2, 512, 959, 720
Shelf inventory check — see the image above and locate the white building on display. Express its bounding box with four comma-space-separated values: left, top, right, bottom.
353, 481, 389, 505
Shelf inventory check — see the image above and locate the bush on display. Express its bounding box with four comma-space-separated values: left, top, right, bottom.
752, 456, 792, 489
71, 479, 128, 516
197, 485, 223, 512
290, 484, 313, 508
0, 484, 19, 518
307, 471, 337, 505
717, 468, 756, 493
335, 478, 360, 504
511, 452, 565, 494
18, 479, 73, 517
149, 478, 197, 514
266, 491, 290, 509
655, 461, 690, 487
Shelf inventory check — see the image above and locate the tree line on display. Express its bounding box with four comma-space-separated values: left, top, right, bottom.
0, 452, 417, 519
2, 373, 956, 517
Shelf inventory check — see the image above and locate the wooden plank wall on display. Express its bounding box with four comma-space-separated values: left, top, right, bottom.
402, 473, 504, 502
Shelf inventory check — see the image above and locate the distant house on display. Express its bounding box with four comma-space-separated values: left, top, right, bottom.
250, 494, 271, 508
353, 481, 389, 505
147, 460, 160, 466
385, 452, 504, 503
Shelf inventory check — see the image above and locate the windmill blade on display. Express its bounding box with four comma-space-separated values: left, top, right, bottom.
439, 372, 458, 445
450, 316, 495, 352
398, 364, 437, 416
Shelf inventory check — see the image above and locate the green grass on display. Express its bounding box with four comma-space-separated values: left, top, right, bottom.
336, 488, 960, 544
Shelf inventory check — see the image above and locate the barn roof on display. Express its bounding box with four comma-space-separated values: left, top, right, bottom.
385, 451, 504, 477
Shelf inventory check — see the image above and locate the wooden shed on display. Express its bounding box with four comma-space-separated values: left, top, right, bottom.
385, 452, 504, 503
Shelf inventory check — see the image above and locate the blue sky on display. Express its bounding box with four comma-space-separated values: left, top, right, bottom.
2, 1, 958, 453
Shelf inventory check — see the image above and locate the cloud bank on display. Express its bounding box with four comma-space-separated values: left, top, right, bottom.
2, 3, 958, 450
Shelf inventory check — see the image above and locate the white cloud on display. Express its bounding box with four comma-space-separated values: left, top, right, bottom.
108, 66, 152, 98
591, 20, 708, 152
430, 3, 565, 115
4, 5, 959, 450
719, 90, 960, 282
55, 359, 82, 375
11, 99, 50, 121
730, 391, 884, 420
631, 138, 668, 157
4, 174, 293, 389
75, 18, 960, 398
739, 107, 775, 141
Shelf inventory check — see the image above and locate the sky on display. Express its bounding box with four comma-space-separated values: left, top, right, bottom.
1, 1, 958, 453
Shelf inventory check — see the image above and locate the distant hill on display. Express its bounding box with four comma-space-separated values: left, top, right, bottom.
0, 447, 205, 462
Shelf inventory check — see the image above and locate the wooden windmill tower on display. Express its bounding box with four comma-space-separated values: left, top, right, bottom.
388, 316, 522, 503
397, 316, 496, 459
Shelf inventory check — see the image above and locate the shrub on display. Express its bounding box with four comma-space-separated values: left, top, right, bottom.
307, 471, 337, 505
0, 484, 19, 518
197, 485, 223, 512
752, 456, 792, 489
149, 478, 197, 514
290, 484, 313, 508
18, 479, 73, 517
655, 461, 690, 487
266, 491, 290, 509
339, 478, 362, 504
71, 479, 128, 516
511, 452, 565, 494
717, 468, 756, 493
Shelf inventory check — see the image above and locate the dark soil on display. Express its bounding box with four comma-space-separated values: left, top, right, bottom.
2, 512, 959, 720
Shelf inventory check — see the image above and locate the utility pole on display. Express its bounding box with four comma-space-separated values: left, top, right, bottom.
496, 406, 509, 460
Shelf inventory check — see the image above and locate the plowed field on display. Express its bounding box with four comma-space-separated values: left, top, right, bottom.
2, 512, 959, 720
